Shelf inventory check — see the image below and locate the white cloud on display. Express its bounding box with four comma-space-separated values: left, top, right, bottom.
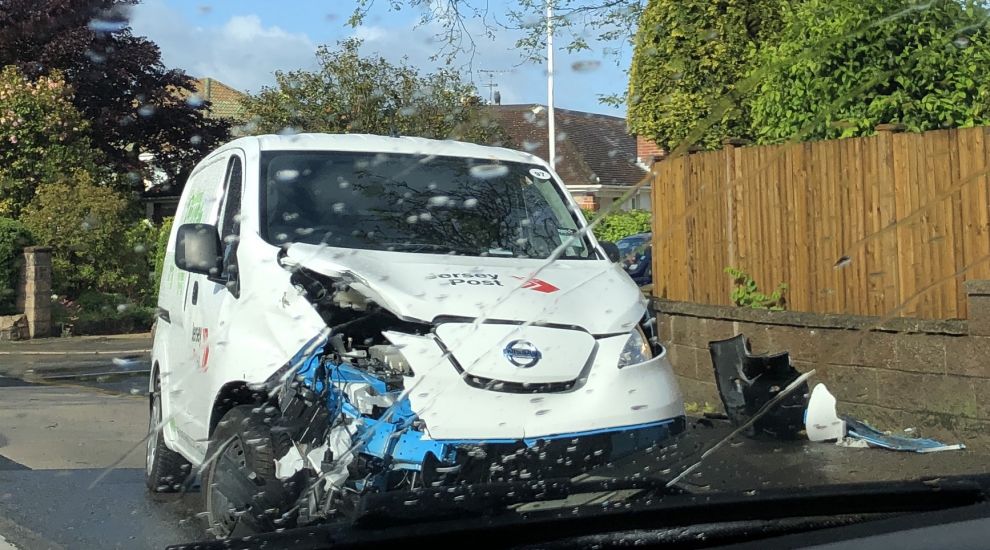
129, 0, 317, 94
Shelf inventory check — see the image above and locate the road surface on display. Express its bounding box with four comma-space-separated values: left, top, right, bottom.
0, 362, 988, 549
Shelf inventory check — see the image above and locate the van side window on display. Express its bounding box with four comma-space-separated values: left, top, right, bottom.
218, 156, 243, 294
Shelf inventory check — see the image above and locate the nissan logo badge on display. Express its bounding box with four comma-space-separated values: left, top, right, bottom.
503, 340, 541, 368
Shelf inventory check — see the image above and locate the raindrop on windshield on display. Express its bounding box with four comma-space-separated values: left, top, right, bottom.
571, 60, 601, 72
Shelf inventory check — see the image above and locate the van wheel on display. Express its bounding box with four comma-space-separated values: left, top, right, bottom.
202, 405, 298, 538
145, 376, 192, 492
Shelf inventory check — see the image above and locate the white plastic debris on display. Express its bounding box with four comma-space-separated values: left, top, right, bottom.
836, 436, 870, 448
805, 384, 847, 442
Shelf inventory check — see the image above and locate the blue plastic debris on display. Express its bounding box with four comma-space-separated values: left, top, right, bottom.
843, 417, 966, 453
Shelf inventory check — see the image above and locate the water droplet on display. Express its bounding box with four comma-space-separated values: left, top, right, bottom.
954, 36, 971, 48
428, 196, 451, 208
464, 198, 478, 208
469, 164, 509, 179
138, 104, 155, 117
185, 94, 205, 108
84, 49, 106, 63
571, 60, 601, 72
88, 18, 127, 33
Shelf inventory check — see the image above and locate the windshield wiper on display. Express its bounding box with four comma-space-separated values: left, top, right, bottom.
383, 242, 480, 255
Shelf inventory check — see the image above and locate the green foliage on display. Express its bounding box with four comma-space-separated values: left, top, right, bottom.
725, 267, 788, 310
52, 290, 155, 336
583, 208, 652, 242
153, 217, 173, 299
19, 172, 146, 301
0, 66, 102, 217
627, 0, 786, 150
0, 217, 33, 314
241, 39, 510, 146
122, 219, 163, 305
749, 0, 990, 143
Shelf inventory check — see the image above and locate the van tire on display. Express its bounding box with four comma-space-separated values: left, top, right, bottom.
145, 377, 192, 493
202, 405, 298, 537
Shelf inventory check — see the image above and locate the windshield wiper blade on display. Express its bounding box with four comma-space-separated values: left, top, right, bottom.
383, 242, 478, 255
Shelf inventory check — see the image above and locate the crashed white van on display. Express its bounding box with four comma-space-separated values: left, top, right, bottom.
145, 134, 685, 535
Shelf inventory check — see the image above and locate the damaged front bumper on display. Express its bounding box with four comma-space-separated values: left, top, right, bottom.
263, 329, 686, 516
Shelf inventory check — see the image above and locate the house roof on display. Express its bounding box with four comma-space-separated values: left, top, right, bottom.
486, 104, 647, 187
188, 77, 247, 121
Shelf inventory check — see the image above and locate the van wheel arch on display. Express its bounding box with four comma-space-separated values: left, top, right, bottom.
209, 381, 268, 436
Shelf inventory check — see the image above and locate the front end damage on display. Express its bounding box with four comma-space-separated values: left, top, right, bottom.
228, 257, 686, 532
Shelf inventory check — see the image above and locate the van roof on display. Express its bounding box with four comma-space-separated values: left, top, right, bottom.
212, 133, 545, 166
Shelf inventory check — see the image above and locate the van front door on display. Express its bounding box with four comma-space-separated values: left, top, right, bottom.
177, 153, 245, 447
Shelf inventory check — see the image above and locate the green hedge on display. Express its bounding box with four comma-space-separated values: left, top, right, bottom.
52, 290, 155, 335
582, 208, 652, 242
0, 217, 33, 314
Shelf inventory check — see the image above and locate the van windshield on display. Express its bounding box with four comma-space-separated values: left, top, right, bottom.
260, 150, 594, 259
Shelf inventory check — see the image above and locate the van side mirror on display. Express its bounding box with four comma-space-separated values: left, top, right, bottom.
175, 223, 223, 277
600, 241, 621, 263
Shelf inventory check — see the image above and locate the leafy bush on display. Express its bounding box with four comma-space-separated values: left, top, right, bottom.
52, 290, 155, 336
0, 217, 32, 314
725, 267, 788, 310
583, 208, 652, 243
748, 0, 990, 144
153, 217, 173, 299
0, 66, 101, 217
627, 0, 785, 150
20, 171, 145, 300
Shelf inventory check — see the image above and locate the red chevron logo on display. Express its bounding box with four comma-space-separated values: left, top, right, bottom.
512, 276, 559, 293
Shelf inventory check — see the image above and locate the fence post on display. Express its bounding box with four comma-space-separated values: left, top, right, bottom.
721, 138, 749, 270
874, 123, 907, 315
19, 246, 52, 338
966, 280, 990, 336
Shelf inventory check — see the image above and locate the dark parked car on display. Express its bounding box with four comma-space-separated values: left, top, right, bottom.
616, 232, 652, 287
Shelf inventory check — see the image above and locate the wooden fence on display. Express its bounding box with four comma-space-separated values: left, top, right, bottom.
651, 125, 990, 320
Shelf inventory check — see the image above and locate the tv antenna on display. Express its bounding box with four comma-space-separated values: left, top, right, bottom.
478, 69, 510, 104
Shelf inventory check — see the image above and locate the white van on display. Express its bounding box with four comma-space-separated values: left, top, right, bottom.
145, 133, 684, 535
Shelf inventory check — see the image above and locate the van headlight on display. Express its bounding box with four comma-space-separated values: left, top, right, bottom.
618, 326, 653, 368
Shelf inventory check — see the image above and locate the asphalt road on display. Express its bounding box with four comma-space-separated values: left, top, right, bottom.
1, 364, 989, 549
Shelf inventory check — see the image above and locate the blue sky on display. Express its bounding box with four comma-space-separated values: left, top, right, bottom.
128, 0, 631, 116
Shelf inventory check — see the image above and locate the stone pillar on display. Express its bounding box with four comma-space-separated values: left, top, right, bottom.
966, 280, 990, 336
18, 246, 52, 338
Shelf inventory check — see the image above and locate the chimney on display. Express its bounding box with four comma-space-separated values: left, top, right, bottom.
636, 135, 665, 167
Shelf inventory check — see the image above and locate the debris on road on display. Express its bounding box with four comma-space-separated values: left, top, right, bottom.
844, 417, 966, 453
802, 382, 965, 453
805, 385, 846, 442
708, 334, 809, 439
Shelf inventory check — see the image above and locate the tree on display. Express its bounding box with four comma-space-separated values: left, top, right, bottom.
626, 0, 785, 151
0, 66, 102, 217
349, 1, 644, 65
0, 0, 230, 187
748, 0, 990, 144
241, 39, 509, 145
20, 171, 149, 300
0, 217, 33, 314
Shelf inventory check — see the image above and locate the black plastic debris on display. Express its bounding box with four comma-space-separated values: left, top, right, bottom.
708, 334, 809, 439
